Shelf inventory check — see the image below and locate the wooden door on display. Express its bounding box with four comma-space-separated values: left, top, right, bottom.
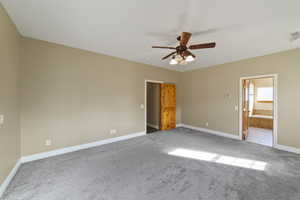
160, 84, 176, 130
242, 80, 250, 140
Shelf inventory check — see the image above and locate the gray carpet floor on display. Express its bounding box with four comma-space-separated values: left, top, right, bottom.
2, 127, 300, 200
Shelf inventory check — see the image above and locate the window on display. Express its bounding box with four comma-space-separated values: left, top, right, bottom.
256, 87, 273, 101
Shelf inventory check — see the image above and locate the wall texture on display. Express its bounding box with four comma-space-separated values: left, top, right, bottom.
181, 48, 300, 149
20, 38, 181, 156
0, 4, 20, 184
146, 82, 160, 128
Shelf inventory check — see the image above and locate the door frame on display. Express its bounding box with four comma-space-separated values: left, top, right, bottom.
145, 80, 164, 133
239, 74, 278, 147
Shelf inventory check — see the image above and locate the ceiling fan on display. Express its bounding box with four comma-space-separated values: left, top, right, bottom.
152, 32, 216, 65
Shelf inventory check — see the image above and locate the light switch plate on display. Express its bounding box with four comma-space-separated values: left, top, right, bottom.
140, 104, 145, 109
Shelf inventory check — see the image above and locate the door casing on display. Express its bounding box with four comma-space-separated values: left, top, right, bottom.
145, 80, 164, 133
239, 74, 278, 147
242, 79, 250, 140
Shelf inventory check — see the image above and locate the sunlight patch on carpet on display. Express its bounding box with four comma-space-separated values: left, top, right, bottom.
168, 148, 267, 171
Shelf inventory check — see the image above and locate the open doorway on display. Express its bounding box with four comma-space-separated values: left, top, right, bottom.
146, 82, 161, 133
240, 75, 278, 147
145, 80, 177, 134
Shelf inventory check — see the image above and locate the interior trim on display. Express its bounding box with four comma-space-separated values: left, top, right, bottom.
181, 124, 241, 140
147, 123, 159, 130
239, 74, 278, 146
2, 126, 300, 198
1, 132, 146, 197
0, 159, 21, 198
274, 144, 300, 154
256, 100, 273, 103
144, 80, 164, 134
181, 124, 300, 155
21, 132, 146, 163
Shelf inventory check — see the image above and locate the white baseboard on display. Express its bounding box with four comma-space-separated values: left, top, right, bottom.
1, 127, 299, 198
274, 144, 300, 154
0, 159, 21, 198
147, 123, 159, 129
181, 124, 241, 140
176, 124, 183, 128
181, 124, 300, 154
21, 132, 146, 163
0, 131, 146, 197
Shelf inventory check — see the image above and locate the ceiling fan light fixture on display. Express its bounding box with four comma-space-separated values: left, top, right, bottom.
169, 58, 178, 65
174, 54, 183, 62
186, 55, 195, 62
179, 59, 187, 65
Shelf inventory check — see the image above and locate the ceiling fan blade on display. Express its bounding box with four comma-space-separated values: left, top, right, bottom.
162, 51, 176, 60
152, 46, 176, 50
189, 42, 216, 50
187, 50, 196, 58
180, 32, 192, 46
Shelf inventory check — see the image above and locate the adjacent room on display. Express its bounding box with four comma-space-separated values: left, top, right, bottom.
242, 77, 275, 147
1, 0, 300, 200
146, 82, 161, 133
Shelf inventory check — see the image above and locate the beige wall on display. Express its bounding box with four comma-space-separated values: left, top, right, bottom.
20, 37, 300, 155
146, 83, 160, 128
181, 48, 300, 149
0, 4, 21, 184
2, 4, 300, 187
20, 38, 181, 156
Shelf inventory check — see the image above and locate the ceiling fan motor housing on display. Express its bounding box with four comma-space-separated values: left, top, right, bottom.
176, 45, 188, 55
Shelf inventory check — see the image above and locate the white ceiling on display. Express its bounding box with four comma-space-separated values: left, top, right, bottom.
1, 0, 300, 71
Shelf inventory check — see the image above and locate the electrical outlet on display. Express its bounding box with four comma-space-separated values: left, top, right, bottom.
45, 139, 52, 146
0, 115, 4, 125
206, 122, 209, 127
110, 129, 117, 135
224, 93, 231, 98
